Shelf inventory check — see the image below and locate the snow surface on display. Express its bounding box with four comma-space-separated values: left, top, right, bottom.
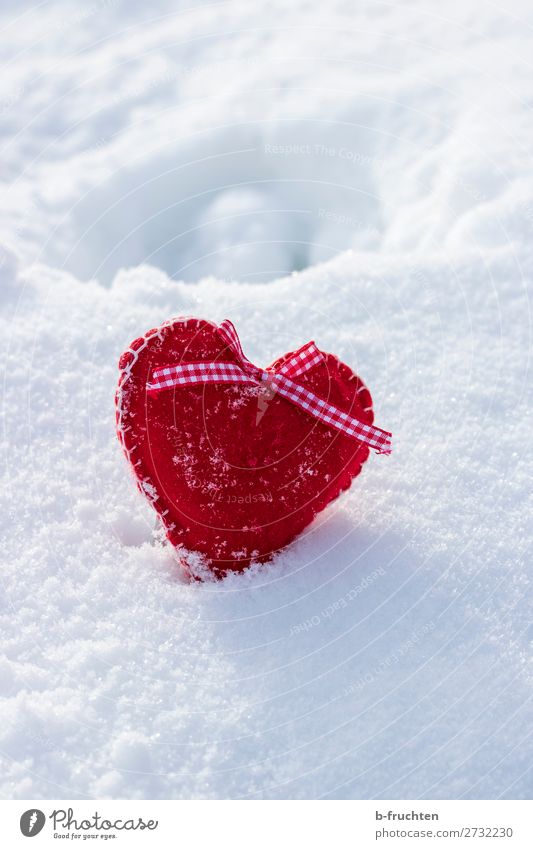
1, 0, 532, 799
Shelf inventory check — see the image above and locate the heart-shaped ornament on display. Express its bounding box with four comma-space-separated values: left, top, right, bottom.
116, 318, 391, 577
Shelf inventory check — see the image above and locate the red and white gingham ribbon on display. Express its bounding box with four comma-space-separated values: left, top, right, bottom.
147, 320, 392, 454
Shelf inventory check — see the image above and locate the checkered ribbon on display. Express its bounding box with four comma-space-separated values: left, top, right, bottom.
147, 320, 392, 454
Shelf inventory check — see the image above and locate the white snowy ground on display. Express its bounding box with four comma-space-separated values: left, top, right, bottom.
1, 0, 532, 799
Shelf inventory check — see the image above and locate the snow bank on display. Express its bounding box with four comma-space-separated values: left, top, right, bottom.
0, 0, 531, 799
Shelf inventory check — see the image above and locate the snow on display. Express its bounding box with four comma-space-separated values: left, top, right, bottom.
1, 0, 532, 800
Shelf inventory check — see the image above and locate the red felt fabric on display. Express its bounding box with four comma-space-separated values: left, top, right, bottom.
116, 317, 374, 577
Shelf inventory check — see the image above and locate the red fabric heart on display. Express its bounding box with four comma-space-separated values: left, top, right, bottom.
116, 317, 377, 577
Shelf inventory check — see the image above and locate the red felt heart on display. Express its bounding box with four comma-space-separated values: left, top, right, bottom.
116, 317, 376, 577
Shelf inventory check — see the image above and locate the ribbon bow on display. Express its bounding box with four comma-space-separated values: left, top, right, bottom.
147, 320, 392, 454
